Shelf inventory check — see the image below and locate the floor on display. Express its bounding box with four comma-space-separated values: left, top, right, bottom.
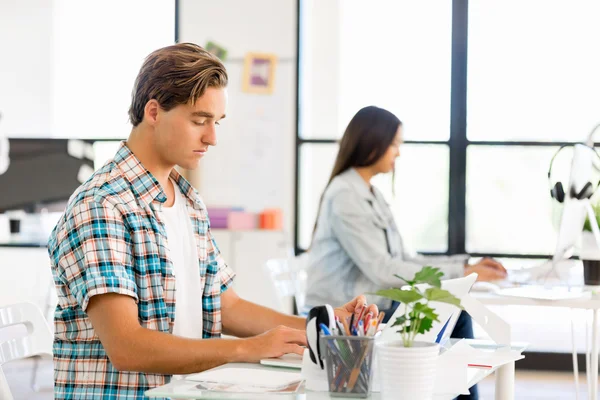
1, 358, 594, 399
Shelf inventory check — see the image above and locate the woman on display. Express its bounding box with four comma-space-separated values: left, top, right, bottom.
305, 106, 507, 399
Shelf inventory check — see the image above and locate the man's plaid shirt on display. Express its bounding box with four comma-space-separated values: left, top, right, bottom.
48, 142, 235, 399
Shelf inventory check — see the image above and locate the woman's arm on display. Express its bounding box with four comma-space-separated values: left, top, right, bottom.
328, 190, 462, 287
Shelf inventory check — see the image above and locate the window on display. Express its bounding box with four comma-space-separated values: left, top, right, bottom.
467, 0, 600, 142
297, 0, 600, 360
297, 0, 452, 252
298, 0, 600, 258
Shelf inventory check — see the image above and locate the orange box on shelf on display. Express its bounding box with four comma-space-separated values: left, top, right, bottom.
259, 208, 283, 230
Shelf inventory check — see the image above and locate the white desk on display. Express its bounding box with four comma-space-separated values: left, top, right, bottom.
146, 341, 525, 400
474, 289, 600, 400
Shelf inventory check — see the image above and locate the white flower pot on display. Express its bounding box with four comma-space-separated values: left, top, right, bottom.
376, 340, 439, 400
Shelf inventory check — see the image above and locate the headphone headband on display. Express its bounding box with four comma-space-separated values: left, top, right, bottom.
586, 122, 600, 147
548, 143, 600, 203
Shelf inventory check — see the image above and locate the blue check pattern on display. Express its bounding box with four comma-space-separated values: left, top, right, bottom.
48, 142, 235, 399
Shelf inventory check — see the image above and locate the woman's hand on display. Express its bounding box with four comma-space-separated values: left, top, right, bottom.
334, 295, 379, 324
465, 258, 508, 281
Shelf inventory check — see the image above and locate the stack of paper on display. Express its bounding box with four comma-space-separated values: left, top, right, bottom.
187, 367, 303, 393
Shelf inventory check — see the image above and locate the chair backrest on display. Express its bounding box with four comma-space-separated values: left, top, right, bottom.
0, 302, 53, 400
264, 253, 309, 314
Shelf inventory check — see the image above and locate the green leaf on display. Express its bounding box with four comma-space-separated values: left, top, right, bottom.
413, 266, 444, 288
413, 303, 439, 322
394, 274, 414, 286
417, 317, 434, 334
424, 288, 463, 309
374, 288, 423, 304
391, 315, 408, 328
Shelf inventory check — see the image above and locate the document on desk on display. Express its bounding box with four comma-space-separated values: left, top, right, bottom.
441, 340, 524, 369
497, 286, 590, 301
186, 367, 303, 393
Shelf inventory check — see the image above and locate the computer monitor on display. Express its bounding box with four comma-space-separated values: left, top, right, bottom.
553, 144, 599, 262
0, 138, 95, 212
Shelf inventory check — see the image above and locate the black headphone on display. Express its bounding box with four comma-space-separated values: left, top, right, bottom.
305, 304, 335, 369
548, 144, 600, 203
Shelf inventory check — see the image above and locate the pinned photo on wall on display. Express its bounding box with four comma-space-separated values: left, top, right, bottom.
242, 53, 277, 95
205, 40, 228, 61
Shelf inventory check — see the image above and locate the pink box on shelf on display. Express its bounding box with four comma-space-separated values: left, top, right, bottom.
227, 212, 257, 230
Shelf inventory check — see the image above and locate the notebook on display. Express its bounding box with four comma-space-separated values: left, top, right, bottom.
260, 353, 303, 369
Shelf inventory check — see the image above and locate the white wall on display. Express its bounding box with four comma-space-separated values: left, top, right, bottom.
0, 0, 53, 137
0, 0, 175, 139
179, 0, 297, 243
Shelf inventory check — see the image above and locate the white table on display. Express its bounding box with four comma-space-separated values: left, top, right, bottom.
474, 289, 600, 400
145, 340, 525, 400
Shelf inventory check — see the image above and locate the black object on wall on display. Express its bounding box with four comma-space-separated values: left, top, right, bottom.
0, 138, 94, 212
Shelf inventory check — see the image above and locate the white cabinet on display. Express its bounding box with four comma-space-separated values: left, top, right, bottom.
211, 230, 294, 314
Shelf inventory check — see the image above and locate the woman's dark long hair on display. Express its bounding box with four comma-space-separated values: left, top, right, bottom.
311, 106, 402, 240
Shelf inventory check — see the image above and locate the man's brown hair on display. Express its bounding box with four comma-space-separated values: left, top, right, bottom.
128, 43, 228, 127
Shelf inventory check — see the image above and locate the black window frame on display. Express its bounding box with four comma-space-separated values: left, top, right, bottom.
294, 0, 598, 260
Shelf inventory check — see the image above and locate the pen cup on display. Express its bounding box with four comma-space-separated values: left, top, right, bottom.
320, 335, 376, 398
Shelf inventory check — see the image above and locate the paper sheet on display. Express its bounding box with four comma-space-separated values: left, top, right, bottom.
187, 367, 301, 389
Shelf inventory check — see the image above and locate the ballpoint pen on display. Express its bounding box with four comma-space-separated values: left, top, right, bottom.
364, 312, 373, 334
366, 319, 378, 336
319, 323, 332, 336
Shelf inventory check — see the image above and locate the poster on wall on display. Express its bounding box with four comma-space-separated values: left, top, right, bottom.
242, 53, 277, 95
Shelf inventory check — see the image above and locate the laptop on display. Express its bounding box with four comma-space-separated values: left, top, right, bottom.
260, 353, 303, 369
378, 273, 478, 344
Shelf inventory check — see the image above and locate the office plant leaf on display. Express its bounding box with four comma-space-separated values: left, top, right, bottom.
375, 288, 423, 304
424, 288, 464, 309
413, 266, 444, 288
417, 317, 434, 334
375, 266, 463, 347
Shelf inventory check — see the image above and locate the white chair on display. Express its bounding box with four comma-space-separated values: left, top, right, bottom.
31, 280, 57, 391
0, 302, 53, 400
263, 253, 309, 315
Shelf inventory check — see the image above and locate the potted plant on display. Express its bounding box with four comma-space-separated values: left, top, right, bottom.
582, 201, 600, 285
373, 266, 463, 400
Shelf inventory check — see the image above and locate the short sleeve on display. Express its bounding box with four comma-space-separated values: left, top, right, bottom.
207, 228, 236, 293
54, 200, 138, 311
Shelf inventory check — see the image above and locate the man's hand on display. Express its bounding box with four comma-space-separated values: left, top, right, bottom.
240, 325, 307, 362
334, 295, 379, 325
465, 258, 508, 281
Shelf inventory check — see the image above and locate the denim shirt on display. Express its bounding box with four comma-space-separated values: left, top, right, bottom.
305, 168, 467, 310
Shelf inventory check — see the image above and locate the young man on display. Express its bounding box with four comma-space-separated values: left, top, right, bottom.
48, 43, 377, 399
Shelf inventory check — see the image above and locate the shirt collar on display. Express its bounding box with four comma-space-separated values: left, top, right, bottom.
114, 141, 205, 210
341, 168, 378, 202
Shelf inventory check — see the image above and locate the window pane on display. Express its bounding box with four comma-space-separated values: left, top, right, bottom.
373, 144, 449, 253
299, 0, 451, 140
466, 146, 574, 254
467, 0, 600, 141
298, 144, 338, 249
299, 143, 449, 253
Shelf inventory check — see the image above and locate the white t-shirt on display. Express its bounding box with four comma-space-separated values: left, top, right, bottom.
161, 179, 204, 339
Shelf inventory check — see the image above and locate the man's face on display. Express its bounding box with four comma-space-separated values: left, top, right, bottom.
153, 87, 227, 170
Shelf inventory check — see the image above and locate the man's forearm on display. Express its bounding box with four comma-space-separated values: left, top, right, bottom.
222, 298, 305, 337
112, 327, 247, 374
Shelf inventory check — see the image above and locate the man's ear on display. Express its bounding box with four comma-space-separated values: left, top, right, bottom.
144, 99, 160, 125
